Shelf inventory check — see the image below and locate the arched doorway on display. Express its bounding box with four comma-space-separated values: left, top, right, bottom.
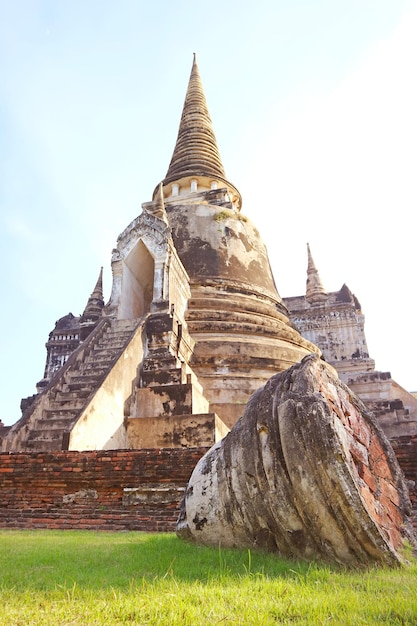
119, 240, 155, 319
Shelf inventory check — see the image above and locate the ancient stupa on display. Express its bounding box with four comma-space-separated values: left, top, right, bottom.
2, 55, 319, 452
3, 56, 416, 453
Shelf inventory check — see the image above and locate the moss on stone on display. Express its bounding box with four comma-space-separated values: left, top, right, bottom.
213, 210, 248, 223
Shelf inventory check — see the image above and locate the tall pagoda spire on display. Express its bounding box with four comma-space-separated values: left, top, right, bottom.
81, 267, 104, 322
154, 54, 241, 209
306, 244, 327, 304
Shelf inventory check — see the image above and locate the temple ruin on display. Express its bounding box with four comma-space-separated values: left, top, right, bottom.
2, 55, 416, 456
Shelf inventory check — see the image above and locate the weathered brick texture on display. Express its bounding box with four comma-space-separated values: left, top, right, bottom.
391, 435, 417, 529
0, 448, 209, 532
0, 443, 415, 533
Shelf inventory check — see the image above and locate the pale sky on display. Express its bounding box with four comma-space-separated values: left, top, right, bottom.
1, 1, 416, 425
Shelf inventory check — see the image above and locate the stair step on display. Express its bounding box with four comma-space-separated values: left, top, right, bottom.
141, 367, 183, 377
89, 347, 124, 358
67, 381, 95, 393
83, 358, 116, 370
15, 317, 142, 452
81, 356, 117, 369
83, 353, 115, 365
43, 408, 79, 419
48, 399, 85, 411
66, 371, 107, 383
30, 418, 71, 431
56, 388, 90, 399
25, 438, 66, 452
51, 390, 88, 400
27, 427, 67, 440
87, 343, 119, 353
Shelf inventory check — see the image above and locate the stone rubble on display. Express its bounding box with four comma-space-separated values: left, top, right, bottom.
177, 354, 416, 565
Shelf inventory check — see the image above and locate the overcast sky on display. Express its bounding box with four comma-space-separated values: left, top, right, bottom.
1, 0, 416, 425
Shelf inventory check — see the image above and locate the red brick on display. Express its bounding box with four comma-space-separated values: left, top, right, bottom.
357, 463, 378, 493
369, 437, 393, 480
0, 449, 208, 531
379, 479, 401, 507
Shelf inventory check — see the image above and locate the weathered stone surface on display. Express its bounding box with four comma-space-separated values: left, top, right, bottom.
167, 201, 320, 427
284, 246, 417, 438
177, 354, 415, 565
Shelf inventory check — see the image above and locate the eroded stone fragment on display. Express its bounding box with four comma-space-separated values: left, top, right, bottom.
177, 354, 415, 565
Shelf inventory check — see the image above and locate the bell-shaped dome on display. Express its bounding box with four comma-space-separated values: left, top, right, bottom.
152, 56, 321, 427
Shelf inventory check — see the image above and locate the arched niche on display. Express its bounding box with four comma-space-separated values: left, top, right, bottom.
119, 240, 155, 319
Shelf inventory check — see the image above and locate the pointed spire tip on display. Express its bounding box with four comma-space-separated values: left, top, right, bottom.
306, 243, 327, 303
155, 54, 242, 210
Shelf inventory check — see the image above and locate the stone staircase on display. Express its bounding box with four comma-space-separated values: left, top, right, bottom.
16, 319, 141, 452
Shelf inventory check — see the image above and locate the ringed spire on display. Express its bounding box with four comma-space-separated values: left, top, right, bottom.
154, 54, 242, 209
81, 267, 104, 322
306, 244, 327, 304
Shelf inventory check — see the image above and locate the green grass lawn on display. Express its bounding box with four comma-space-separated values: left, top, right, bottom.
0, 530, 416, 625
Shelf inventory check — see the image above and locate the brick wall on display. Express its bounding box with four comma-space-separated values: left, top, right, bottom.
0, 448, 209, 532
0, 442, 416, 533
391, 435, 417, 529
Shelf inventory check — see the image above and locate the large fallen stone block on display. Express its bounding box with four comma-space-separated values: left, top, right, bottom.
177, 354, 415, 565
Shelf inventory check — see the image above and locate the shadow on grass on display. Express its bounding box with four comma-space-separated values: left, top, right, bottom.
0, 530, 329, 591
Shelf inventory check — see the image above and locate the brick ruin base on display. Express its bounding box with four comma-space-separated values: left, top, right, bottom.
0, 440, 415, 533
0, 448, 209, 532
391, 435, 417, 530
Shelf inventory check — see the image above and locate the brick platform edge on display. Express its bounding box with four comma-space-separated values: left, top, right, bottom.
0, 448, 209, 532
0, 440, 415, 533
